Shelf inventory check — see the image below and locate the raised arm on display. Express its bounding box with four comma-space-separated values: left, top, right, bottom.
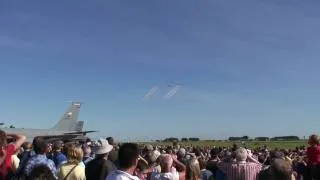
247, 155, 260, 164
7, 133, 26, 151
171, 155, 186, 180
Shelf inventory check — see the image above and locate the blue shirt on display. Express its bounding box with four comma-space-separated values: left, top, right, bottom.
25, 154, 57, 178
215, 170, 226, 180
16, 151, 35, 177
53, 152, 67, 167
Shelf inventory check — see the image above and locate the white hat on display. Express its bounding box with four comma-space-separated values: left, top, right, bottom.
94, 138, 113, 155
178, 148, 186, 156
150, 150, 161, 162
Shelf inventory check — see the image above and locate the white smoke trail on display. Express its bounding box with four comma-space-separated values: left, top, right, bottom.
143, 86, 158, 100
163, 85, 181, 100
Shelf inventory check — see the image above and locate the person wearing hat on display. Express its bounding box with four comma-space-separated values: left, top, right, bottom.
85, 138, 116, 180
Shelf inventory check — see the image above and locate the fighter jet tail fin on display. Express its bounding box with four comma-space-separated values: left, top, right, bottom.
51, 102, 82, 131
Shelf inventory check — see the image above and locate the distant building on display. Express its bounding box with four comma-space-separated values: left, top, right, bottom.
270, 136, 300, 141
228, 136, 249, 141
255, 137, 270, 141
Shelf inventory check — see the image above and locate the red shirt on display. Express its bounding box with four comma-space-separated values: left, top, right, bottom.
307, 145, 320, 165
0, 144, 15, 178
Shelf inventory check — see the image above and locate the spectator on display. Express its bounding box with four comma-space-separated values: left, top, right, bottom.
15, 142, 34, 178
82, 145, 94, 165
151, 154, 186, 180
24, 137, 57, 179
177, 148, 187, 165
307, 134, 320, 180
29, 164, 56, 180
149, 150, 161, 173
0, 130, 26, 179
198, 158, 212, 180
218, 147, 262, 180
143, 145, 154, 165
294, 156, 310, 180
52, 140, 67, 168
269, 158, 295, 180
107, 137, 119, 166
86, 138, 116, 180
186, 158, 201, 180
18, 142, 32, 159
58, 144, 85, 180
106, 143, 141, 180
11, 149, 20, 173
134, 156, 149, 180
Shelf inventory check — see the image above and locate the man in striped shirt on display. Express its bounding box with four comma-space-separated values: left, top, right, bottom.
217, 147, 262, 180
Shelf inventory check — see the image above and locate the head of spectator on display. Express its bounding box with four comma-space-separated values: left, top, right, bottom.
186, 158, 201, 180
0, 130, 8, 154
166, 146, 173, 154
269, 158, 293, 180
149, 150, 161, 164
265, 150, 284, 166
62, 142, 74, 155
135, 158, 149, 180
53, 140, 64, 153
29, 165, 56, 180
159, 154, 173, 173
308, 134, 320, 146
283, 149, 290, 157
258, 154, 266, 164
210, 148, 219, 160
66, 144, 83, 164
194, 148, 202, 157
177, 148, 186, 158
235, 147, 248, 162
94, 138, 113, 159
106, 137, 115, 146
22, 142, 32, 152
144, 144, 153, 155
86, 138, 92, 146
32, 137, 50, 155
198, 158, 206, 170
118, 143, 140, 173
82, 145, 92, 158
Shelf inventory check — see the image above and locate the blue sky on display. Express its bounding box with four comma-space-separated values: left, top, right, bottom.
1, 0, 320, 141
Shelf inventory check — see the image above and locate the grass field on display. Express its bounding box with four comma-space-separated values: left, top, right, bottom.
146, 140, 308, 150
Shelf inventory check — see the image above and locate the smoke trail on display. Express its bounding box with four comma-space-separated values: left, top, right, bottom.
143, 86, 158, 100
163, 85, 181, 100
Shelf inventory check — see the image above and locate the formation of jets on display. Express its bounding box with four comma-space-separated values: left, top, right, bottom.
143, 82, 182, 100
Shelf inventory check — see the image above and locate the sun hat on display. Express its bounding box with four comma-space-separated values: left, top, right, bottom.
94, 138, 113, 155
150, 150, 161, 162
146, 144, 154, 151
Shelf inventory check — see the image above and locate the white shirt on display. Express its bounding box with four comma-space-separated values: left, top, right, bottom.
11, 155, 20, 172
106, 170, 140, 180
151, 168, 179, 180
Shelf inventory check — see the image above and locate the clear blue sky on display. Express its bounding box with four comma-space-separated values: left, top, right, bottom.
1, 0, 320, 141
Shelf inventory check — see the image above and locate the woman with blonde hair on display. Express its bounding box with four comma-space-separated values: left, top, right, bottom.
186, 158, 201, 180
58, 144, 86, 180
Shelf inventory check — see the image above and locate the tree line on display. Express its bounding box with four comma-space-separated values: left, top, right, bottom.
160, 137, 200, 142
228, 136, 300, 141
156, 135, 301, 142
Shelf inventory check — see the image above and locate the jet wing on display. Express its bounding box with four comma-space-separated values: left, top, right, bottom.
63, 131, 96, 135
38, 134, 79, 141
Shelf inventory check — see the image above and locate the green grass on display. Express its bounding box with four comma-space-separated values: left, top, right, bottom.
144, 140, 308, 150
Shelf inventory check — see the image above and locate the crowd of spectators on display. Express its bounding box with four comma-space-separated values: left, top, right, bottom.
0, 131, 319, 180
